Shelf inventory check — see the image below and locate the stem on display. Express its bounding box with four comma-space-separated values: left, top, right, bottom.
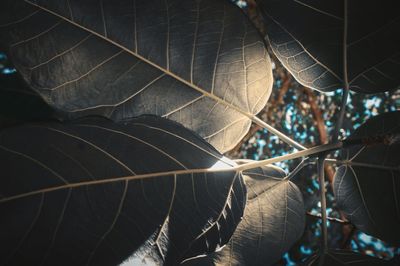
332, 89, 349, 141
333, 0, 349, 142
317, 156, 328, 252
237, 142, 342, 172
252, 116, 306, 150
306, 212, 351, 225
325, 158, 399, 171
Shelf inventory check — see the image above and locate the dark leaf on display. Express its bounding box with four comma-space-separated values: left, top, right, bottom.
257, 0, 400, 93
0, 115, 245, 266
182, 164, 305, 266
303, 250, 393, 265
0, 0, 273, 152
0, 74, 54, 128
333, 111, 400, 246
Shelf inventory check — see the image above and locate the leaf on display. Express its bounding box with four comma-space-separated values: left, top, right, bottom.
0, 115, 246, 266
333, 111, 400, 246
182, 164, 305, 266
304, 250, 392, 265
256, 0, 400, 93
0, 74, 54, 129
0, 0, 273, 152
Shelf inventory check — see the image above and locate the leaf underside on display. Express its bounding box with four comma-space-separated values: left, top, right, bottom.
183, 164, 305, 266
0, 115, 245, 266
257, 0, 400, 93
0, 0, 273, 152
334, 111, 400, 246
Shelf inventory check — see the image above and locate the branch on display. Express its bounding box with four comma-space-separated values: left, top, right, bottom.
243, 0, 266, 35
303, 87, 327, 144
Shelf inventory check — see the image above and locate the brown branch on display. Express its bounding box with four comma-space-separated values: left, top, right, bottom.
303, 87, 336, 183
243, 0, 266, 35
341, 224, 357, 249
275, 75, 292, 105
303, 87, 328, 144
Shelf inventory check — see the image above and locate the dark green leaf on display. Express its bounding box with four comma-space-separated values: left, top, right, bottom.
0, 0, 273, 152
333, 111, 400, 246
257, 0, 400, 93
303, 250, 393, 265
0, 115, 245, 266
182, 164, 305, 266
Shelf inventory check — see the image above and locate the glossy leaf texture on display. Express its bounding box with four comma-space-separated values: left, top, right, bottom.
182, 164, 305, 266
0, 0, 273, 153
333, 111, 400, 246
0, 74, 54, 129
0, 115, 246, 266
303, 250, 393, 266
256, 0, 400, 93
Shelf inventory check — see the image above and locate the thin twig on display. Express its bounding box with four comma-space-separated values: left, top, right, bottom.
306, 212, 351, 225
252, 116, 306, 150
317, 156, 328, 253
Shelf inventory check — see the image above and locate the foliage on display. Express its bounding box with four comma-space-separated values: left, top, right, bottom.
0, 0, 399, 266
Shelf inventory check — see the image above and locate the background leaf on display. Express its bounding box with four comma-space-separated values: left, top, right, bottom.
257, 0, 400, 93
0, 0, 273, 152
0, 74, 53, 129
304, 249, 393, 265
182, 163, 305, 266
333, 111, 400, 246
0, 115, 245, 266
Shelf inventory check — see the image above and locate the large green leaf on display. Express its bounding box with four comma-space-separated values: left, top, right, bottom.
303, 250, 392, 265
333, 111, 400, 246
257, 0, 400, 93
0, 0, 273, 152
0, 115, 245, 266
182, 164, 305, 266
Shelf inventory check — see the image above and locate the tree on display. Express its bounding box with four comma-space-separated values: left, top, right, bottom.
0, 0, 399, 265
